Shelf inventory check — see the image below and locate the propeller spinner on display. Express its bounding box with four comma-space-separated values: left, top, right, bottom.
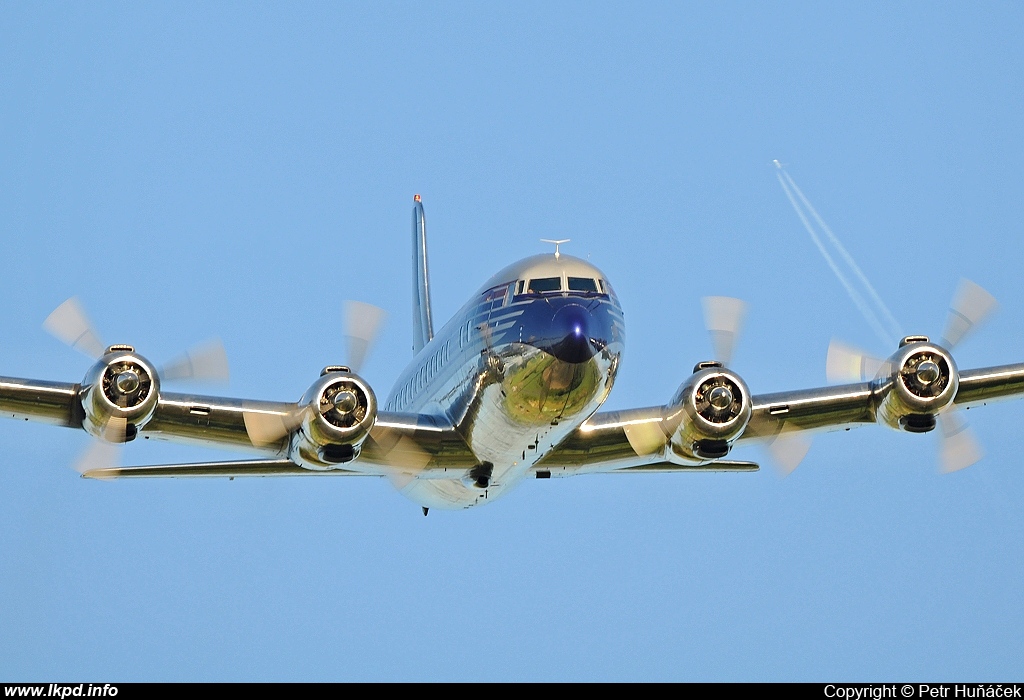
44, 297, 231, 474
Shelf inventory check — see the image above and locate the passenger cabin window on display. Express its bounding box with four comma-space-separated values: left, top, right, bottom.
567, 277, 599, 293
528, 277, 561, 294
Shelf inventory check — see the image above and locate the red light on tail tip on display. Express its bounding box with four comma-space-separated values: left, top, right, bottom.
414, 194, 421, 202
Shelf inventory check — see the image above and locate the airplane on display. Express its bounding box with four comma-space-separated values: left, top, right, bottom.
2, 195, 1023, 513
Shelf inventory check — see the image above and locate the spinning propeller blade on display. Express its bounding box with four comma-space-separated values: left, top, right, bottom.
942, 278, 997, 349
622, 417, 668, 457
243, 408, 304, 448
44, 298, 231, 384
73, 416, 127, 479
766, 431, 812, 477
371, 425, 434, 472
242, 301, 386, 449
823, 278, 999, 474
701, 296, 746, 366
43, 297, 105, 359
44, 298, 233, 474
160, 339, 230, 383
825, 339, 886, 383
937, 411, 983, 474
699, 296, 813, 474
344, 301, 387, 373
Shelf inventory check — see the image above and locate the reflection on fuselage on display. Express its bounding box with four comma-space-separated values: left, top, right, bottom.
383, 254, 625, 509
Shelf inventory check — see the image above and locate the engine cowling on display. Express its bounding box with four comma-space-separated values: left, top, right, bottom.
79, 345, 160, 441
875, 337, 958, 433
665, 362, 752, 462
291, 367, 377, 468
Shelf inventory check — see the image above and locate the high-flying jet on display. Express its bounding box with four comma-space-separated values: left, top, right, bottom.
2, 196, 1022, 511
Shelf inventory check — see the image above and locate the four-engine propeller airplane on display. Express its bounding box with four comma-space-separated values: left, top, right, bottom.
2, 195, 1023, 511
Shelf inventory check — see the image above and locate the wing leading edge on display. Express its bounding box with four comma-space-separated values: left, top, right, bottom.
536, 362, 1024, 475
0, 377, 479, 479
4, 362, 1024, 479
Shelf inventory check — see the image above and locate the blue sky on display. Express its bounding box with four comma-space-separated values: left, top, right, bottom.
2, 2, 1023, 681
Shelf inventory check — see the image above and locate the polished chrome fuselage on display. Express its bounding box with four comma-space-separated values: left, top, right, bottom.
382, 254, 625, 509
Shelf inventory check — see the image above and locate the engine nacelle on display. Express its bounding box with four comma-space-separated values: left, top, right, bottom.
875, 336, 958, 433
79, 345, 161, 442
665, 362, 752, 462
291, 366, 377, 468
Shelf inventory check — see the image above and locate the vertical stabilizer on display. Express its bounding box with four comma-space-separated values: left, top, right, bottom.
412, 195, 434, 354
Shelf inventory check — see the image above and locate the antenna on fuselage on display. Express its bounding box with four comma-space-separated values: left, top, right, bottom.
540, 239, 570, 259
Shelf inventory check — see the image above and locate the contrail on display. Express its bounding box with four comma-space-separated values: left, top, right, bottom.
782, 170, 903, 341
774, 162, 901, 348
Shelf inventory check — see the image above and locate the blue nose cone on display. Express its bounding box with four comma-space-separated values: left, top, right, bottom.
519, 296, 618, 364
548, 304, 595, 364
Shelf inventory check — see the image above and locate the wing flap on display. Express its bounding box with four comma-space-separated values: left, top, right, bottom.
612, 460, 759, 473
81, 459, 378, 479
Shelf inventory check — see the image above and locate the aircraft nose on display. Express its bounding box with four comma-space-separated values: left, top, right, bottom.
548, 304, 595, 364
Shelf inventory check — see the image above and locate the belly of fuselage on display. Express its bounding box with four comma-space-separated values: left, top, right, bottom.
393, 341, 620, 510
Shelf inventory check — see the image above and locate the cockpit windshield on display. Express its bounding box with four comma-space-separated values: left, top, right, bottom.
528, 277, 562, 293
567, 277, 598, 293
513, 275, 609, 298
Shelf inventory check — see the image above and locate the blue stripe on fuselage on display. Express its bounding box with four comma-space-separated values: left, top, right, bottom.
384, 292, 622, 412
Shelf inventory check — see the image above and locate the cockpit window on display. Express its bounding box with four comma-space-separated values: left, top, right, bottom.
483, 284, 508, 303
528, 277, 561, 293
515, 280, 525, 295
567, 277, 599, 293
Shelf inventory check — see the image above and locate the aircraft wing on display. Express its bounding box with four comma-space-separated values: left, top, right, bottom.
5, 361, 1023, 479
0, 377, 477, 479
0, 376, 84, 427
0, 376, 298, 452
534, 362, 1024, 475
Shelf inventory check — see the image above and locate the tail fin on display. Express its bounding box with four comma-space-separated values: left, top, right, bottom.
412, 195, 434, 354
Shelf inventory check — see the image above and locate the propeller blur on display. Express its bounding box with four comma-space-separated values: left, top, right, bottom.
2, 197, 1024, 511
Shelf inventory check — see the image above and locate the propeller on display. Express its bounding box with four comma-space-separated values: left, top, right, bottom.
826, 278, 999, 385
622, 414, 670, 457
942, 278, 998, 349
823, 278, 997, 474
43, 298, 106, 359
766, 430, 812, 477
242, 407, 304, 448
370, 423, 434, 473
242, 300, 386, 450
160, 341, 230, 383
701, 296, 746, 367
244, 399, 433, 473
44, 297, 230, 383
825, 339, 887, 384
44, 297, 232, 474
73, 416, 126, 479
700, 296, 809, 474
937, 410, 984, 474
344, 301, 387, 374
344, 303, 439, 471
